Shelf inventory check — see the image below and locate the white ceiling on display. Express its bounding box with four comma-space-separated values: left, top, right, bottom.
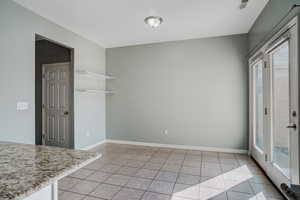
14, 0, 268, 48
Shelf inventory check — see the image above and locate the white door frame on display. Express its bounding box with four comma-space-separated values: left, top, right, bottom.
249, 16, 299, 190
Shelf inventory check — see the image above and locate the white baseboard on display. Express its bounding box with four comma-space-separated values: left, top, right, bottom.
79, 140, 106, 150
79, 139, 248, 154
105, 139, 248, 154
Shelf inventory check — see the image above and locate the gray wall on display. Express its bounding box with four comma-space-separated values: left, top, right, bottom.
0, 0, 106, 149
248, 0, 300, 54
106, 34, 249, 150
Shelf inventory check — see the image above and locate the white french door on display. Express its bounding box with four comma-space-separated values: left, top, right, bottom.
250, 17, 299, 190
251, 58, 266, 164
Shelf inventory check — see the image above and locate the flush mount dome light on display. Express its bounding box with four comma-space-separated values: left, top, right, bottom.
144, 16, 163, 28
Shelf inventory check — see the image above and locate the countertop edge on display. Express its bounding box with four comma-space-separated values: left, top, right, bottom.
14, 154, 102, 200
52, 154, 102, 181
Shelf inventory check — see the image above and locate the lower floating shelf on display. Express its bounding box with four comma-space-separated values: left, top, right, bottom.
75, 89, 115, 94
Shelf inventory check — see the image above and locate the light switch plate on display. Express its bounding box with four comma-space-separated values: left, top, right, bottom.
17, 102, 29, 110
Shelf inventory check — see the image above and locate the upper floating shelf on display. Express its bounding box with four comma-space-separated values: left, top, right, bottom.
76, 69, 115, 80
75, 89, 115, 94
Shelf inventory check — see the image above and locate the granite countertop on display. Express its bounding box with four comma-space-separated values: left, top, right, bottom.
0, 142, 100, 200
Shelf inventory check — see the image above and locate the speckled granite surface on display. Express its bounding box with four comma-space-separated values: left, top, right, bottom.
0, 142, 100, 200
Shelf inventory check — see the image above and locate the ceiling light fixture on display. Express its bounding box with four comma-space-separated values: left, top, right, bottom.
144, 16, 163, 28
240, 0, 249, 9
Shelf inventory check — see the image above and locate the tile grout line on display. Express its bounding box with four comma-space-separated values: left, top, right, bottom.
170, 150, 187, 198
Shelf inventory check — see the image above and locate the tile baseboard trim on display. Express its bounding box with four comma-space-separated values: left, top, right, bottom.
105, 139, 249, 154
79, 140, 106, 150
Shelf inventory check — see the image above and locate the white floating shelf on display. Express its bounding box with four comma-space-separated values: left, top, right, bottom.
76, 69, 115, 80
75, 89, 115, 94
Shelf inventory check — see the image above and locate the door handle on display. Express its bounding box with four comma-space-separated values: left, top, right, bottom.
286, 124, 297, 129
64, 111, 69, 115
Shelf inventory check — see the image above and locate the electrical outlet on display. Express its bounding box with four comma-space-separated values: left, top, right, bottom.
163, 129, 168, 135
17, 102, 29, 111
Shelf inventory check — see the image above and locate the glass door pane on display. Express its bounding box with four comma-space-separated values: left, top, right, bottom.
270, 41, 290, 177
254, 61, 264, 151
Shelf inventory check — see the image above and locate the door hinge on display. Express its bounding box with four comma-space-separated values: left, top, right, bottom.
42, 104, 45, 109
42, 74, 46, 78
265, 154, 268, 162
264, 107, 268, 115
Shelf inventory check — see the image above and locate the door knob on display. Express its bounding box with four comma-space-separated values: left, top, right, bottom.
64, 111, 69, 115
286, 124, 297, 129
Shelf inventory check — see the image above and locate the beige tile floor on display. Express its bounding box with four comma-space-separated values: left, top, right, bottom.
58, 143, 285, 200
